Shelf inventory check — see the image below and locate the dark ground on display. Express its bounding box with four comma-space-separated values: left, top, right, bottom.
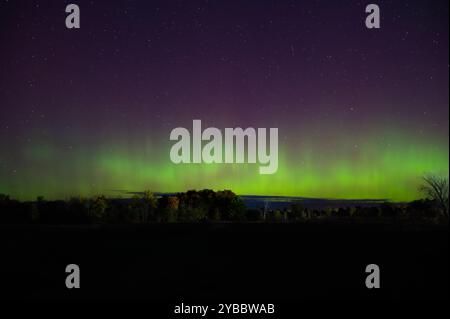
0, 222, 448, 302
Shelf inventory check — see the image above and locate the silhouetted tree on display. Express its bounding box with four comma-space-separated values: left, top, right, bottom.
142, 190, 158, 221
215, 190, 246, 221
177, 190, 207, 221
166, 196, 179, 222
90, 195, 108, 220
158, 195, 179, 222
420, 174, 449, 219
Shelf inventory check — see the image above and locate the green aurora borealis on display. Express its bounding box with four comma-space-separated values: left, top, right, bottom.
2, 127, 448, 201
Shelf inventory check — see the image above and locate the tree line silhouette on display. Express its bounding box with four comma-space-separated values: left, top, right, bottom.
0, 182, 448, 225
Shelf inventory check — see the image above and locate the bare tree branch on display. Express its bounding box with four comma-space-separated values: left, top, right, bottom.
420, 174, 449, 218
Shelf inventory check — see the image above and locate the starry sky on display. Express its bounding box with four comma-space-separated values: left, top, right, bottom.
0, 0, 448, 201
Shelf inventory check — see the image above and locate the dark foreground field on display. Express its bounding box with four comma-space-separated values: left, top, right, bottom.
0, 223, 448, 300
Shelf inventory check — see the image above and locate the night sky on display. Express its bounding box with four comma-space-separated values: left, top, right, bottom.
0, 0, 448, 201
